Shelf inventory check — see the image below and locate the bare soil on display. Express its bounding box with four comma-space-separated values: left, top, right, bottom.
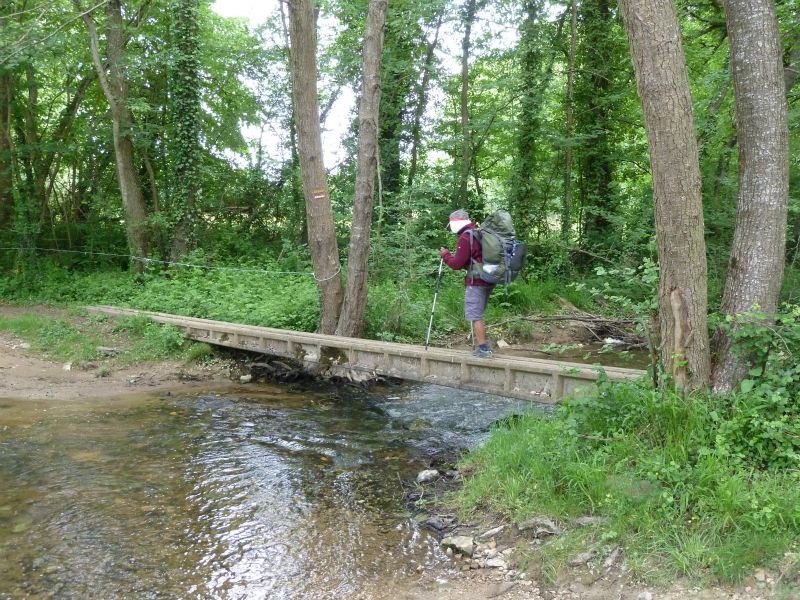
0, 305, 233, 401
398, 568, 780, 600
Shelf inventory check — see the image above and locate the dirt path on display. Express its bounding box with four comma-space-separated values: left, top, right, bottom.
0, 306, 232, 401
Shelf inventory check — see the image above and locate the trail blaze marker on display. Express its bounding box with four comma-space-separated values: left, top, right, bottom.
313, 188, 326, 200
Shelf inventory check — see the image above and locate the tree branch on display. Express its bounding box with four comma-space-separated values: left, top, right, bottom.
75, 1, 116, 108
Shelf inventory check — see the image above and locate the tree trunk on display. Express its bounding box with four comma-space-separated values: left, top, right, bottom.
618, 0, 711, 390
336, 0, 387, 338
0, 71, 12, 230
170, 0, 201, 261
577, 0, 615, 252
561, 0, 577, 241
280, 0, 307, 243
407, 10, 443, 190
711, 0, 789, 393
288, 0, 343, 334
81, 0, 150, 260
511, 3, 565, 237
459, 0, 477, 207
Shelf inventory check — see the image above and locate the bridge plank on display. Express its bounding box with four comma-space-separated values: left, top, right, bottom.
88, 306, 646, 402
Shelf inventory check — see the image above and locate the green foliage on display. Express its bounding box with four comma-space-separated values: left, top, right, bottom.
184, 341, 214, 362
709, 306, 800, 468
458, 379, 800, 582
575, 258, 660, 314
0, 315, 100, 363
131, 269, 321, 332
0, 309, 217, 366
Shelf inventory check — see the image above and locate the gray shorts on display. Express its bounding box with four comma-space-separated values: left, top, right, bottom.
464, 285, 494, 321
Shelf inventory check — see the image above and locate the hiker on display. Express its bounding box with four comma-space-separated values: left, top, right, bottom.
440, 209, 494, 358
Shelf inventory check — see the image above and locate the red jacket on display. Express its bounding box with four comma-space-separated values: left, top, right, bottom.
442, 223, 490, 286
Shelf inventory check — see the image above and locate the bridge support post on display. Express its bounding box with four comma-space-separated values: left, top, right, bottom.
551, 373, 565, 401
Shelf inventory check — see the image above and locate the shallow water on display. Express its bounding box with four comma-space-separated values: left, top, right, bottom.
0, 383, 538, 599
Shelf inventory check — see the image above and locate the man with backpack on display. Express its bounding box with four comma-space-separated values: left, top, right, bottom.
440, 209, 495, 358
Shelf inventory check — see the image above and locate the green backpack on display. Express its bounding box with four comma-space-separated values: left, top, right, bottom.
468, 209, 528, 288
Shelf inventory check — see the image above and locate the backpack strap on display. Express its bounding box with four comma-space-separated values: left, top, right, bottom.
467, 229, 474, 277
467, 229, 483, 281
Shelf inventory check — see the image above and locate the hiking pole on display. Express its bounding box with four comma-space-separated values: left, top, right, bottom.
425, 259, 444, 350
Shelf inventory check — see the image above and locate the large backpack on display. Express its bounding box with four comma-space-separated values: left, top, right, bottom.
468, 209, 528, 288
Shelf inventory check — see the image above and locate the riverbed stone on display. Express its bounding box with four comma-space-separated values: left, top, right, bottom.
424, 516, 446, 530
518, 516, 562, 536
416, 469, 440, 483
478, 525, 505, 541
409, 418, 433, 431
441, 535, 475, 557
569, 549, 597, 567
604, 546, 621, 569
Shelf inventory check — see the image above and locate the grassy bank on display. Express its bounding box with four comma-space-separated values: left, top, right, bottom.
455, 379, 800, 587
0, 311, 214, 368
0, 259, 595, 345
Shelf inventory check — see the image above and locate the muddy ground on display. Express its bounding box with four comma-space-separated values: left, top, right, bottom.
0, 335, 231, 401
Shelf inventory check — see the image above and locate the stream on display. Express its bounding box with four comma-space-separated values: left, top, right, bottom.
0, 383, 541, 599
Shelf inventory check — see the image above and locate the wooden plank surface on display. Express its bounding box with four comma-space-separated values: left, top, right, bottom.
88, 306, 646, 403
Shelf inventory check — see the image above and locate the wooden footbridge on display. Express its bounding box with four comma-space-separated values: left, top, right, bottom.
88, 306, 646, 403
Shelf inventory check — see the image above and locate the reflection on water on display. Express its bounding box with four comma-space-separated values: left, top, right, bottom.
0, 384, 537, 599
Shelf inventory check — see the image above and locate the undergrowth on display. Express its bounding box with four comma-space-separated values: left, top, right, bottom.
457, 368, 800, 584
0, 259, 592, 342
458, 303, 800, 585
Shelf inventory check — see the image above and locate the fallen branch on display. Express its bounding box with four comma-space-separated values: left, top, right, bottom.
487, 315, 635, 329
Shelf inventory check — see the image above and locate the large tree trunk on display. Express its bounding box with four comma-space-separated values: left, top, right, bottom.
336, 0, 387, 338
711, 0, 789, 393
169, 0, 202, 261
511, 3, 565, 237
377, 14, 412, 198
279, 0, 306, 243
81, 0, 150, 260
288, 0, 343, 334
619, 0, 711, 390
0, 71, 12, 230
577, 0, 615, 252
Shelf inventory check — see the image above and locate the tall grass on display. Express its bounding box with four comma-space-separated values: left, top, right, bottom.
457, 381, 800, 583
0, 259, 592, 341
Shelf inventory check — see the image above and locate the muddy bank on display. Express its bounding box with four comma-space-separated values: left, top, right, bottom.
0, 305, 233, 400
405, 470, 783, 600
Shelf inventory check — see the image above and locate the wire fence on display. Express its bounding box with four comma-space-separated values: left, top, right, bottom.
0, 246, 343, 282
